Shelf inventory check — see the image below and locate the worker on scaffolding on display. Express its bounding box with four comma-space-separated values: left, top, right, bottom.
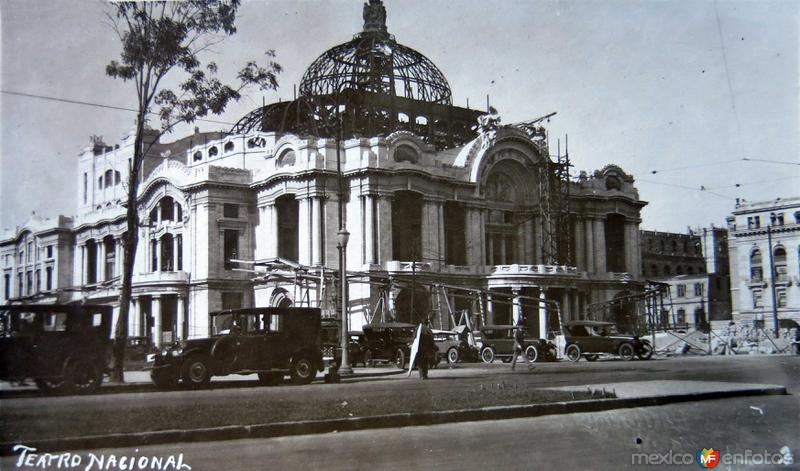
510, 321, 535, 371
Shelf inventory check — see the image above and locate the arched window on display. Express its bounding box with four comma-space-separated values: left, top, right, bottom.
224, 141, 234, 153
750, 249, 763, 282
393, 144, 418, 163
774, 246, 787, 282
160, 234, 174, 272
193, 151, 203, 162
605, 214, 627, 272
104, 170, 114, 188
276, 149, 296, 168
208, 146, 218, 157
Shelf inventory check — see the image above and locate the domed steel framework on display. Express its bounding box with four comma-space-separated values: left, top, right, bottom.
298, 32, 452, 105
231, 0, 481, 150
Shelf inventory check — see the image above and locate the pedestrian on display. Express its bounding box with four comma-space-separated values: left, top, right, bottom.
510, 323, 534, 371
416, 322, 436, 380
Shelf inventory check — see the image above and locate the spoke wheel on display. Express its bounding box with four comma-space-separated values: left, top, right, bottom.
566, 344, 582, 362
290, 356, 316, 385
525, 345, 539, 362
66, 359, 103, 394
394, 348, 406, 370
447, 348, 459, 364
618, 343, 635, 361
481, 347, 495, 363
182, 355, 211, 389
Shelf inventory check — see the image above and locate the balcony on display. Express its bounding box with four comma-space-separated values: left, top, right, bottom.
132, 271, 190, 286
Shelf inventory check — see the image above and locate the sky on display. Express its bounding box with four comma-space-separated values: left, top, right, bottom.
1, 0, 798, 234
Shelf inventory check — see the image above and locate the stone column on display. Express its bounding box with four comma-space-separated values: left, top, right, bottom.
421, 198, 442, 268
173, 201, 180, 223
376, 194, 393, 264
129, 297, 138, 337
486, 292, 495, 325
267, 204, 278, 258
97, 239, 106, 282
363, 195, 375, 265
152, 295, 162, 348
539, 289, 548, 339
298, 197, 312, 265
176, 295, 185, 341
625, 222, 640, 276
584, 219, 595, 272
312, 196, 324, 265
593, 217, 606, 273
574, 218, 585, 270
512, 288, 522, 325
533, 215, 543, 264
523, 216, 535, 264
172, 235, 179, 272
115, 236, 123, 278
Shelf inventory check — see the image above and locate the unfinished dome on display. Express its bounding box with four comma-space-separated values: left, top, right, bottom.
298, 0, 452, 105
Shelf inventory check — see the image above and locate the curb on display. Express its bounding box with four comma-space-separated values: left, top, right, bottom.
0, 385, 786, 456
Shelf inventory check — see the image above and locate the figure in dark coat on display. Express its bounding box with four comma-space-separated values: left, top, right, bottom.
416, 323, 437, 380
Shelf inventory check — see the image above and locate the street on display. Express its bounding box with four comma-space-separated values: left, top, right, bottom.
1, 355, 798, 470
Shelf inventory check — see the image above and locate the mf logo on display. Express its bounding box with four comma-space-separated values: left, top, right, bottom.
696, 448, 720, 468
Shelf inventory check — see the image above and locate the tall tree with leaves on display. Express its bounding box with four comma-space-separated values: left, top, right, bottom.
106, 1, 281, 382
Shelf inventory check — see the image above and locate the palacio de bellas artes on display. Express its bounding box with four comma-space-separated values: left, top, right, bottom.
1, 0, 648, 346
3, 0, 798, 355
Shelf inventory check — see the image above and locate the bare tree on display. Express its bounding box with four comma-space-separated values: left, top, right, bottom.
106, 0, 281, 382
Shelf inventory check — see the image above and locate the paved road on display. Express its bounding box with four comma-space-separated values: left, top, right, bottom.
5, 394, 797, 470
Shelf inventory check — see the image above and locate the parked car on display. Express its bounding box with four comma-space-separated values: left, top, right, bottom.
147, 307, 324, 389
562, 320, 653, 361
433, 329, 479, 364
320, 320, 366, 368
478, 325, 557, 363
0, 304, 113, 395
361, 322, 419, 369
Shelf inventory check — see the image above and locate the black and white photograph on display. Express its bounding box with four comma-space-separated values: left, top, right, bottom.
1, 0, 798, 469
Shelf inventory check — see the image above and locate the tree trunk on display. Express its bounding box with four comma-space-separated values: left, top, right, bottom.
111, 112, 146, 383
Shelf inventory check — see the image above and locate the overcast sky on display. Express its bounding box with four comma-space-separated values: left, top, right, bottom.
1, 0, 797, 234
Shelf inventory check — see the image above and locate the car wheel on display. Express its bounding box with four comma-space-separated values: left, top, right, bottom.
618, 343, 635, 361
565, 344, 582, 362
584, 354, 599, 362
364, 349, 374, 367
525, 345, 539, 363
290, 355, 316, 385
258, 372, 283, 386
65, 358, 103, 394
150, 369, 179, 390
481, 346, 495, 363
637, 343, 654, 360
447, 347, 459, 364
181, 354, 212, 389
35, 377, 66, 395
394, 348, 406, 370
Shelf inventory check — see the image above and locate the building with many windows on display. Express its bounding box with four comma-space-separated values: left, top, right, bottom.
640, 227, 731, 329
727, 197, 800, 329
1, 1, 649, 346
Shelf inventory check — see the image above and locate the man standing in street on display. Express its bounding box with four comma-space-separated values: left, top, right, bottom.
511, 323, 535, 371
416, 322, 437, 380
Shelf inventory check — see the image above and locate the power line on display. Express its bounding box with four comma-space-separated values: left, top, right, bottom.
0, 90, 236, 126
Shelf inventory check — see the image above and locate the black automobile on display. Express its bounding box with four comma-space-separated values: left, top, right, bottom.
320, 320, 366, 368
147, 307, 324, 389
479, 325, 557, 363
0, 304, 113, 395
562, 320, 653, 361
361, 322, 418, 369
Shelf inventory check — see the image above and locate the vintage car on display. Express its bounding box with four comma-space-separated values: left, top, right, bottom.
562, 320, 653, 361
433, 328, 479, 364
148, 307, 324, 389
479, 325, 557, 363
361, 322, 420, 369
0, 304, 113, 395
320, 320, 366, 368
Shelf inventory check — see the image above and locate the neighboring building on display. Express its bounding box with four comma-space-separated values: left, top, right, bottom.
640, 227, 732, 328
1, 1, 648, 346
727, 197, 800, 329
